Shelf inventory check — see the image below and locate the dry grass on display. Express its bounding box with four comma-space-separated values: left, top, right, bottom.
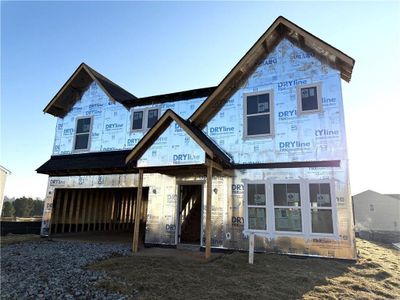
0, 234, 41, 246
88, 238, 399, 299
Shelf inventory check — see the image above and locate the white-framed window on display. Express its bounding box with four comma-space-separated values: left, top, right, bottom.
246, 183, 267, 231
273, 183, 302, 232
297, 83, 322, 114
73, 116, 92, 152
244, 180, 337, 237
308, 182, 334, 234
131, 107, 160, 132
243, 90, 273, 138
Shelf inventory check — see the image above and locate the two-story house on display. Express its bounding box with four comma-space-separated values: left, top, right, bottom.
37, 16, 356, 259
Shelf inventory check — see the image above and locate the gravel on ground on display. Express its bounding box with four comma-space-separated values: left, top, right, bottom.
1, 239, 131, 299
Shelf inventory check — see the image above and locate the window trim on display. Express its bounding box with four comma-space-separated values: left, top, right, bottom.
72, 116, 93, 153
306, 180, 338, 237
244, 181, 269, 233
296, 82, 322, 115
130, 107, 161, 133
243, 90, 274, 139
243, 179, 339, 239
271, 181, 304, 234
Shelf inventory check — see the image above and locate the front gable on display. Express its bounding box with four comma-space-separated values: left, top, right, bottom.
137, 121, 205, 167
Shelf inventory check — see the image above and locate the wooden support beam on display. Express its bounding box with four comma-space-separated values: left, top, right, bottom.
205, 162, 213, 259
125, 193, 131, 231
121, 194, 126, 231
87, 191, 94, 231
61, 190, 69, 233
112, 193, 117, 231
249, 233, 255, 264
130, 193, 136, 231
93, 190, 99, 231
75, 190, 82, 233
50, 191, 61, 235
133, 169, 143, 252
81, 190, 87, 232
109, 193, 114, 231
68, 190, 75, 233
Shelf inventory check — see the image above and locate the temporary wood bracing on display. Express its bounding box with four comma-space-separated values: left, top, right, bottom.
49, 188, 148, 235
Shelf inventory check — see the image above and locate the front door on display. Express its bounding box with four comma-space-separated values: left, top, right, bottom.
178, 185, 202, 244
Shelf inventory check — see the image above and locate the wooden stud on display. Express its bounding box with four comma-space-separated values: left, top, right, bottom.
133, 169, 143, 252
68, 190, 76, 233
205, 162, 213, 259
130, 193, 136, 231
87, 190, 94, 231
92, 190, 99, 231
61, 190, 69, 233
120, 194, 126, 231
108, 192, 114, 231
75, 190, 82, 233
50, 191, 61, 235
125, 193, 130, 230
81, 190, 87, 232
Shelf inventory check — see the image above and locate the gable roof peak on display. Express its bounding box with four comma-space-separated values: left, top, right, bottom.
43, 63, 137, 118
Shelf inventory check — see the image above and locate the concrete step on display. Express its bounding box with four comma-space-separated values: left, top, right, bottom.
176, 243, 200, 252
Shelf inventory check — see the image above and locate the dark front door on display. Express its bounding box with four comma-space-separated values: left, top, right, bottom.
178, 185, 202, 244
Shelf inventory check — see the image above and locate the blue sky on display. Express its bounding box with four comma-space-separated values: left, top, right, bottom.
1, 1, 399, 198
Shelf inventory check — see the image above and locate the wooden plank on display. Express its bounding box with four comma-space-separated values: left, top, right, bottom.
130, 193, 136, 231
101, 191, 107, 231
75, 190, 82, 233
133, 169, 143, 252
50, 191, 61, 235
108, 192, 114, 231
68, 190, 76, 233
120, 194, 126, 231
81, 190, 87, 232
92, 190, 99, 231
205, 162, 213, 259
249, 233, 255, 264
87, 190, 94, 231
125, 193, 130, 230
113, 193, 118, 231
61, 190, 69, 233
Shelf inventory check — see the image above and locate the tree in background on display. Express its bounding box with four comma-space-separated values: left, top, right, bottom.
13, 197, 35, 217
32, 199, 44, 216
1, 201, 15, 217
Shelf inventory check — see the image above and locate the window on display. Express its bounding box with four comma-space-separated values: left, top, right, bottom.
244, 91, 273, 137
247, 184, 267, 230
309, 183, 334, 234
273, 184, 302, 232
297, 83, 322, 114
132, 108, 160, 131
147, 109, 159, 128
369, 204, 374, 212
74, 117, 92, 151
132, 111, 144, 130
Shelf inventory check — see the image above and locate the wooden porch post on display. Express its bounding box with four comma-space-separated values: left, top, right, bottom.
205, 161, 213, 259
132, 169, 143, 252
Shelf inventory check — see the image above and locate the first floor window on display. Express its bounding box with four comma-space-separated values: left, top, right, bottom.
247, 184, 266, 230
244, 91, 273, 137
309, 183, 334, 234
74, 117, 91, 151
297, 83, 322, 114
273, 183, 302, 232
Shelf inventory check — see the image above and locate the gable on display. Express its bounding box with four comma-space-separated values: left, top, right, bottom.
190, 16, 355, 128
137, 121, 205, 167
44, 63, 137, 118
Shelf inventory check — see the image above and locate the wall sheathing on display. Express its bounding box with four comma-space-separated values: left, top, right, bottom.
42, 38, 355, 259
52, 82, 206, 155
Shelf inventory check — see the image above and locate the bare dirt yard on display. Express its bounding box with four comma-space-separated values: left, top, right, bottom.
89, 238, 400, 300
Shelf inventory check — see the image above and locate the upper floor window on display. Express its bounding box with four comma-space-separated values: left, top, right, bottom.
131, 107, 160, 131
244, 91, 273, 138
297, 83, 322, 114
74, 117, 92, 151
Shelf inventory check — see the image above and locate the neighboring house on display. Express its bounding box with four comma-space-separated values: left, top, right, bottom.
0, 165, 11, 215
37, 16, 357, 259
353, 190, 400, 243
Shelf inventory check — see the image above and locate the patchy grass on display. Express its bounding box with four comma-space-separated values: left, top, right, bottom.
89, 239, 399, 299
0, 234, 41, 246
